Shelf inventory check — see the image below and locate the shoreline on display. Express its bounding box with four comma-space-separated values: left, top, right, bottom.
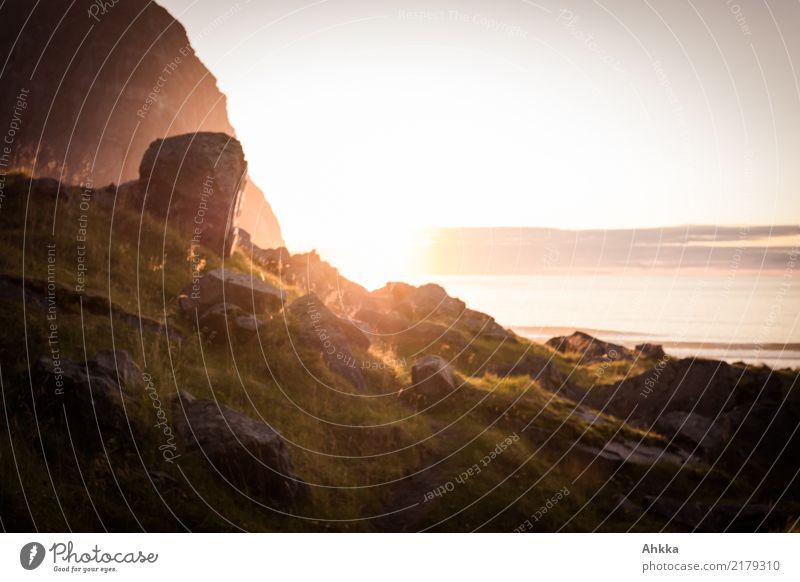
513, 325, 800, 370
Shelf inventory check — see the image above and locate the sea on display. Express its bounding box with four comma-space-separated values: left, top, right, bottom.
414, 274, 800, 370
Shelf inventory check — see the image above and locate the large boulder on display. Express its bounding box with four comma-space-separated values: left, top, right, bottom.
139, 132, 247, 256
585, 358, 783, 425
287, 293, 370, 390
179, 268, 286, 315
172, 391, 306, 503
32, 350, 144, 451
583, 358, 800, 470
369, 282, 466, 320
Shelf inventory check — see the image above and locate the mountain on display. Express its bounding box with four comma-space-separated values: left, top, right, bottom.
422, 225, 800, 274
0, 0, 283, 249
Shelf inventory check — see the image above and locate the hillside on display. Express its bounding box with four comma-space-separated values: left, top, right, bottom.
1, 167, 798, 532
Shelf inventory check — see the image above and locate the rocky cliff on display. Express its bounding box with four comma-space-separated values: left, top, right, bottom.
0, 0, 283, 249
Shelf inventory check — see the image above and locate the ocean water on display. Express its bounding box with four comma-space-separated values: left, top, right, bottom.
416, 274, 800, 369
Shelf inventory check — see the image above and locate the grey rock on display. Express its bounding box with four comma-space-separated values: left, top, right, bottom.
180, 268, 286, 314
287, 293, 369, 390
402, 355, 457, 406
94, 349, 141, 388
654, 411, 730, 453
172, 390, 306, 503
139, 132, 247, 256
32, 351, 144, 451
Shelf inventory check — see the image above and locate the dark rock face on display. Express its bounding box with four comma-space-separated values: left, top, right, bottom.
653, 411, 731, 453
287, 293, 370, 390
584, 358, 800, 470
0, 0, 283, 249
139, 133, 247, 256
546, 331, 632, 362
172, 391, 306, 504
586, 358, 782, 425
195, 303, 265, 343
32, 351, 144, 451
403, 355, 457, 406
179, 268, 286, 314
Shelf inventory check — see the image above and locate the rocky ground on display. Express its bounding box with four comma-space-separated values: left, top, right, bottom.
1, 167, 798, 532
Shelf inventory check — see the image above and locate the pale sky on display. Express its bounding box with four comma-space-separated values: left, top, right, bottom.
160, 0, 800, 285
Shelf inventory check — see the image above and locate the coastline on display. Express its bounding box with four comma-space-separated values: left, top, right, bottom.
514, 326, 800, 370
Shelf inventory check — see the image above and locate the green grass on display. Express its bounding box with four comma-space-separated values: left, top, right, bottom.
1, 173, 797, 532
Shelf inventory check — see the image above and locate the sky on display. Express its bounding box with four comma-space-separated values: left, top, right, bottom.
159, 0, 800, 285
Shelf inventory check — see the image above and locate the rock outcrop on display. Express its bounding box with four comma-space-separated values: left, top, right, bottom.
139, 133, 247, 256
32, 350, 144, 451
241, 242, 368, 308
177, 267, 285, 343
287, 293, 370, 390
546, 331, 633, 362
584, 358, 799, 465
195, 303, 266, 343
172, 390, 306, 503
0, 0, 283, 249
179, 268, 285, 314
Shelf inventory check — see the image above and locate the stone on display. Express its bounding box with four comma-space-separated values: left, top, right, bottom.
172, 390, 306, 503
179, 268, 286, 314
194, 303, 265, 342
402, 355, 457, 405
370, 282, 466, 319
460, 309, 514, 340
32, 351, 144, 451
94, 349, 142, 388
353, 308, 410, 334
139, 132, 247, 256
546, 331, 633, 363
287, 293, 370, 390
654, 411, 730, 453
584, 358, 778, 425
